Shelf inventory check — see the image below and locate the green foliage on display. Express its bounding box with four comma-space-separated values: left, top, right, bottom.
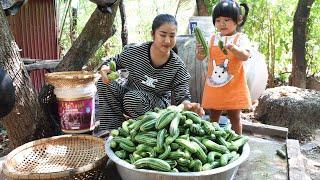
203, 0, 219, 15
58, 0, 122, 66
307, 0, 320, 75
58, 0, 96, 56
59, 0, 190, 63
58, 0, 319, 80
278, 72, 289, 84
243, 1, 295, 80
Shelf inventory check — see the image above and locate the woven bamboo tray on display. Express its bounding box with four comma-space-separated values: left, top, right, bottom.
2, 135, 108, 180
45, 71, 100, 88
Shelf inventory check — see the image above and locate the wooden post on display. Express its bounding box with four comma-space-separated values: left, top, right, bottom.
176, 35, 207, 104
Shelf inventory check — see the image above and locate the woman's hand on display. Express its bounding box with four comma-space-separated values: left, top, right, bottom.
182, 100, 205, 117
196, 43, 207, 61
100, 65, 111, 84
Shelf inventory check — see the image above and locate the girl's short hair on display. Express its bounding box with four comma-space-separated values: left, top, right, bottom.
212, 0, 249, 28
152, 14, 177, 33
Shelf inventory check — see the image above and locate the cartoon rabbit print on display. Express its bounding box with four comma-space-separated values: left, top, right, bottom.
208, 59, 233, 87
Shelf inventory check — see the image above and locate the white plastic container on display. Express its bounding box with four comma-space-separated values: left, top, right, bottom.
244, 47, 268, 101
54, 84, 97, 134
189, 16, 215, 38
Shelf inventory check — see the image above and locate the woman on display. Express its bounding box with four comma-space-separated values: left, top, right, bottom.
97, 14, 204, 131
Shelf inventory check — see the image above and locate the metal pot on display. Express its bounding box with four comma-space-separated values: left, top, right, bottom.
0, 67, 15, 118
105, 136, 250, 180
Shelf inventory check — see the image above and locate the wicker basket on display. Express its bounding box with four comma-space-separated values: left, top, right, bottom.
45, 71, 100, 88
2, 135, 109, 180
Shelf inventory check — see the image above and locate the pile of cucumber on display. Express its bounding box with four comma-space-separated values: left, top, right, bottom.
109, 105, 248, 172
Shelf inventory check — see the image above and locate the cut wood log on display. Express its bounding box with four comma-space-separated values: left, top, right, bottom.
241, 120, 288, 139
24, 60, 60, 71
254, 86, 320, 140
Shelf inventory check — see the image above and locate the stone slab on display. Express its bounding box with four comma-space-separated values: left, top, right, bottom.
235, 135, 288, 180
287, 139, 311, 180
242, 120, 288, 139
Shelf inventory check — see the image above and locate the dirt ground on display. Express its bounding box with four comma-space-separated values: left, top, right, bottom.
241, 112, 320, 180
301, 129, 320, 180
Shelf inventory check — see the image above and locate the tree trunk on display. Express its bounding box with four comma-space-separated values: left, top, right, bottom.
306, 76, 320, 91
270, 19, 276, 87
266, 17, 272, 87
196, 0, 209, 16
70, 2, 78, 43
290, 0, 314, 88
55, 1, 120, 71
176, 36, 207, 104
0, 1, 120, 148
0, 9, 55, 148
119, 0, 128, 47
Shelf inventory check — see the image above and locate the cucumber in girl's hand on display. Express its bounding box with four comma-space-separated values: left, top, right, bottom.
218, 40, 224, 49
218, 40, 228, 55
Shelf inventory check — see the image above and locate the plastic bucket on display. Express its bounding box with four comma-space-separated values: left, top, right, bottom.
45, 71, 100, 134
54, 84, 97, 134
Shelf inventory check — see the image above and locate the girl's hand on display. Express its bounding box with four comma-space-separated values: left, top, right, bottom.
182, 100, 205, 116
196, 43, 207, 61
225, 43, 235, 51
225, 42, 250, 61
100, 65, 111, 84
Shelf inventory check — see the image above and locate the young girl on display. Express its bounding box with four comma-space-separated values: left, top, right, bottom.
196, 0, 251, 134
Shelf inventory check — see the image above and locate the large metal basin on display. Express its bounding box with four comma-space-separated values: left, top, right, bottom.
105, 136, 250, 180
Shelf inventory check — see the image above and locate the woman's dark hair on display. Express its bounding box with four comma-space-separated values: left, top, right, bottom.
152, 14, 178, 34
172, 45, 178, 54
0, 68, 15, 118
212, 0, 249, 30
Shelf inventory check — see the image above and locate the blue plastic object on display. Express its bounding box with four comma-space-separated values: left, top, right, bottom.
219, 116, 230, 128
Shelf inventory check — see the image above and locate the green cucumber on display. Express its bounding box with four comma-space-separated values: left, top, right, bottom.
134, 158, 171, 172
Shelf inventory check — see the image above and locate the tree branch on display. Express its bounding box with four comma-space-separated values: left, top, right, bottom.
55, 1, 120, 71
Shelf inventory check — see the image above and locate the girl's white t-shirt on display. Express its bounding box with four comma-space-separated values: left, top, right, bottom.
209, 32, 252, 53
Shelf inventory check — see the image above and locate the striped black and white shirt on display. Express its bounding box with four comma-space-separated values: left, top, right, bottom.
98, 42, 191, 105
96, 42, 191, 130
